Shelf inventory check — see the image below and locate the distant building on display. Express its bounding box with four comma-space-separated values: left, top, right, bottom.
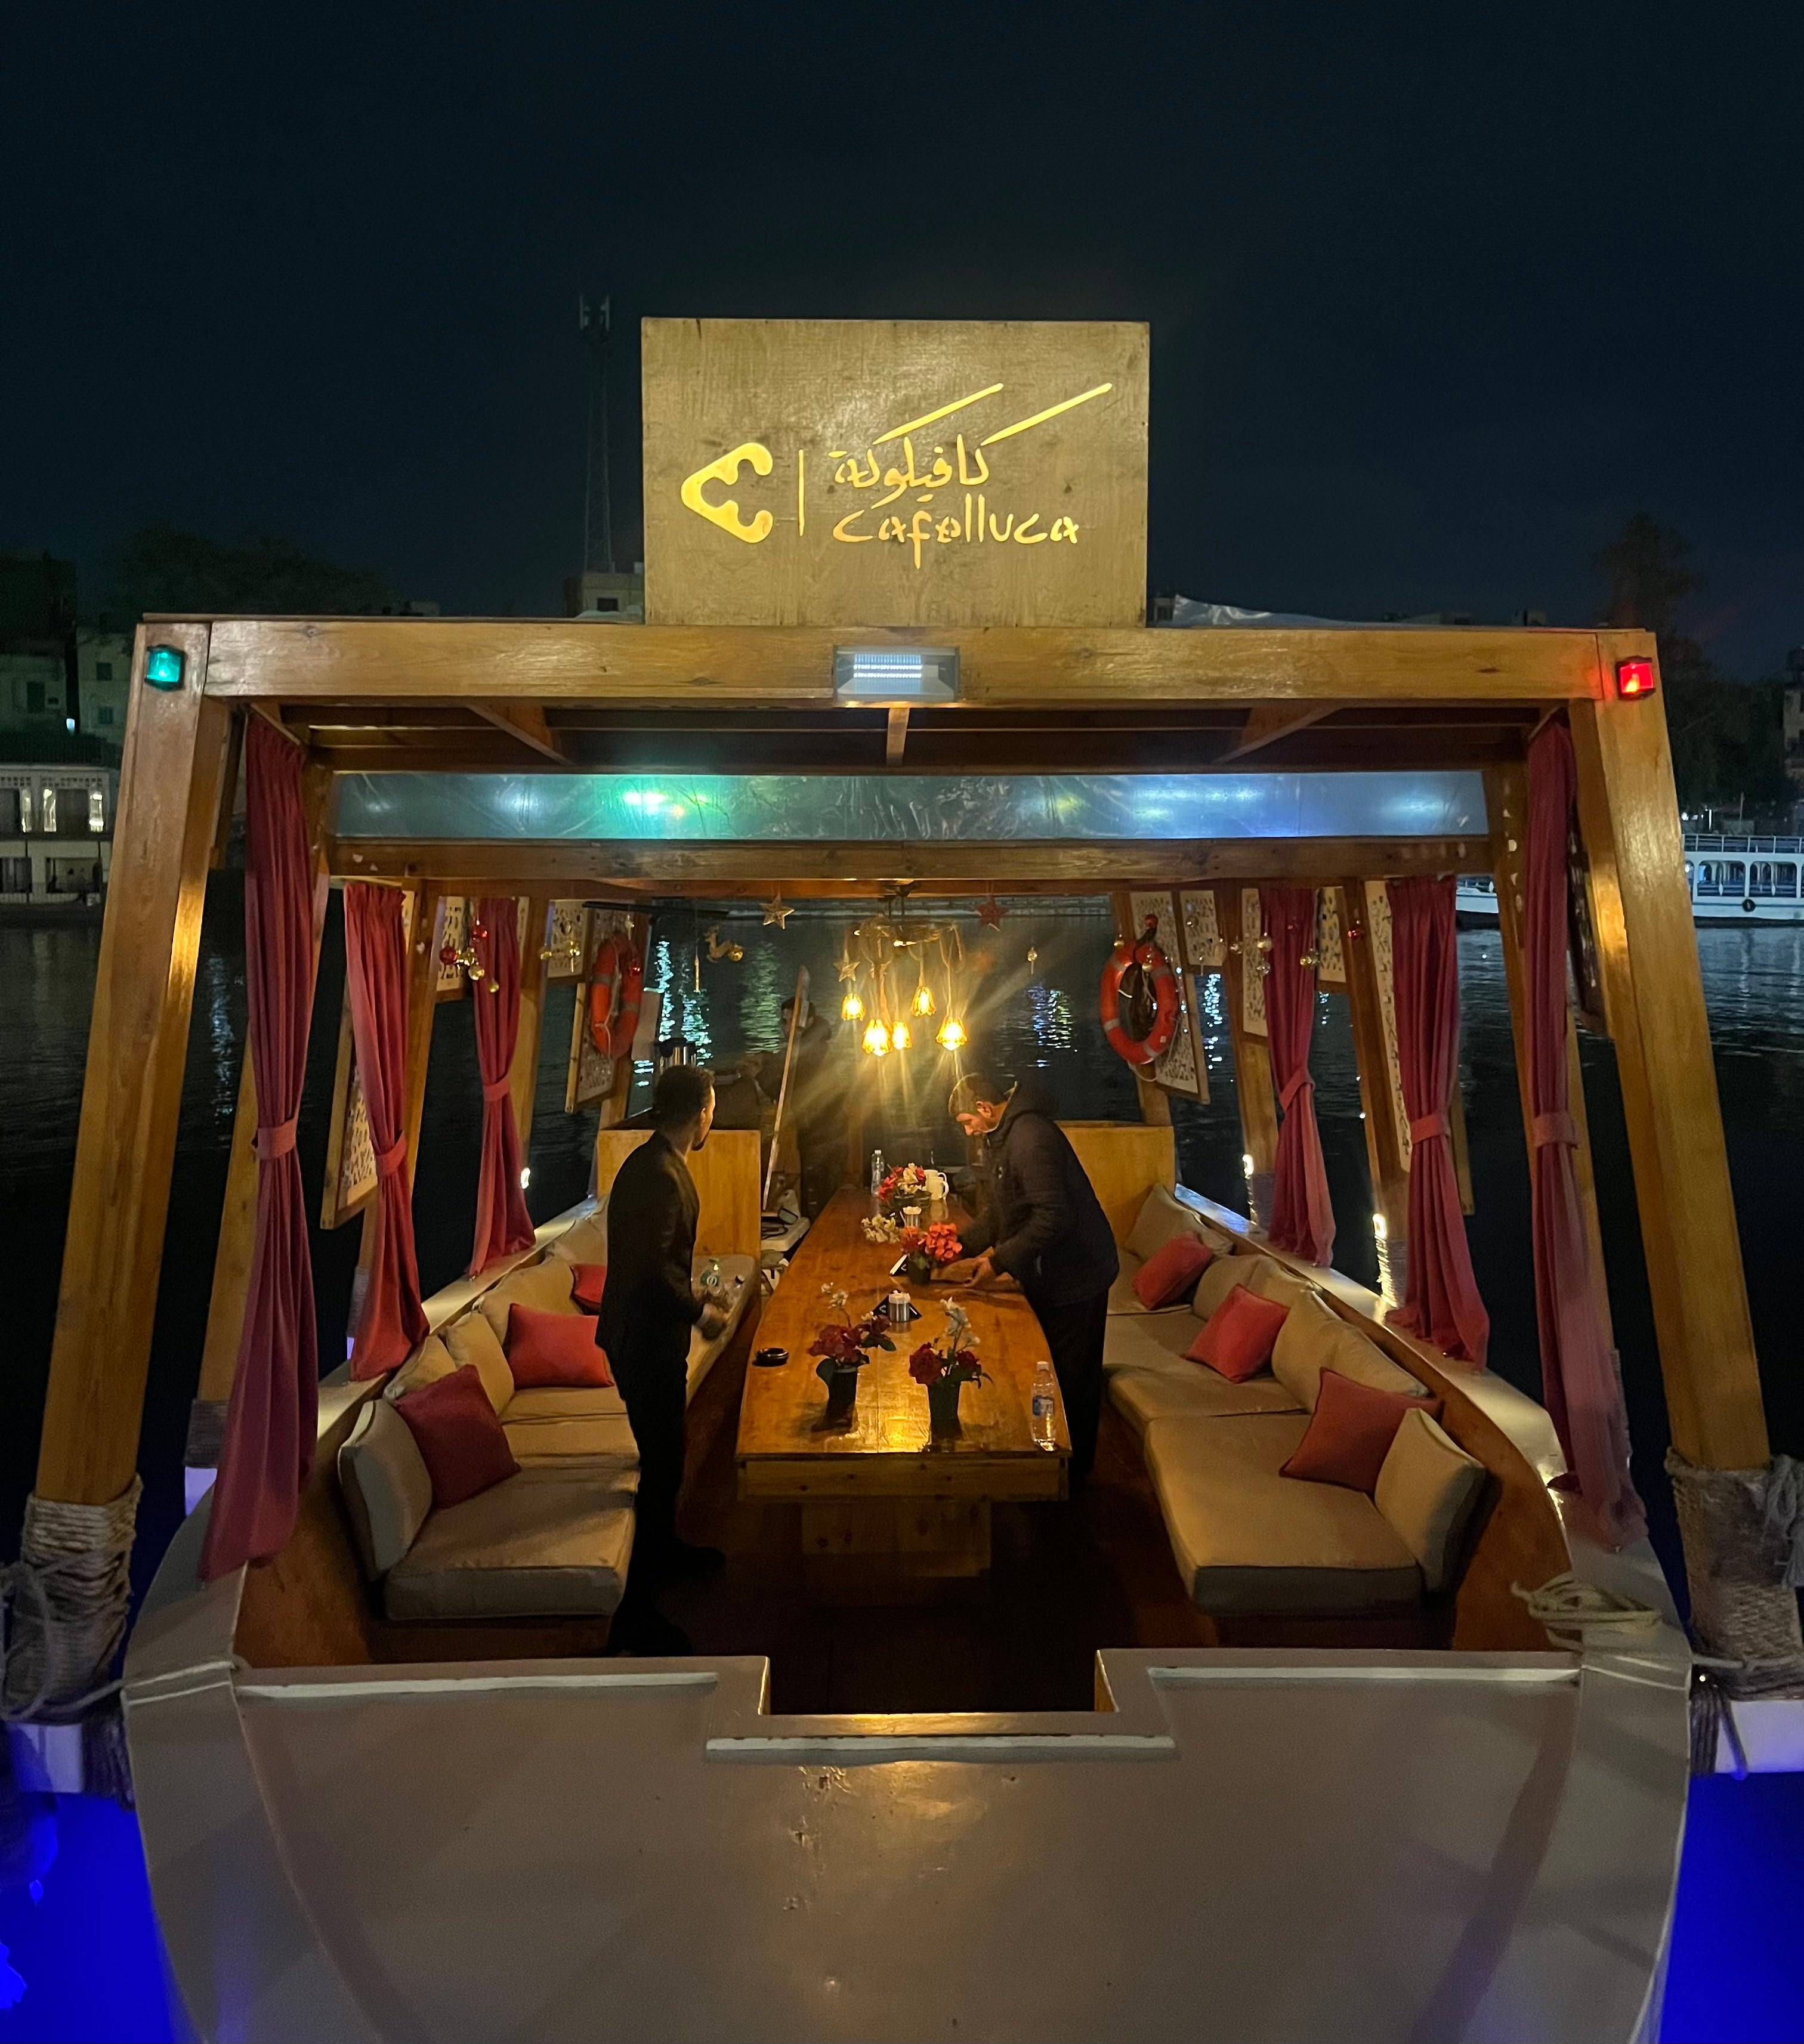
76, 626, 132, 739
563, 568, 644, 619
0, 759, 116, 902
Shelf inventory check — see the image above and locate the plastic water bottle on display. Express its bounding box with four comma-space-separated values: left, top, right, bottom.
1031, 1362, 1058, 1451
870, 1148, 885, 1198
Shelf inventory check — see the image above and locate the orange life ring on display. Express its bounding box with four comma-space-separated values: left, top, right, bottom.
587, 934, 644, 1058
1099, 921, 1179, 1068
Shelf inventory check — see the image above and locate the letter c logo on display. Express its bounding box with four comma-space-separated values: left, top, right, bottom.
680, 441, 775, 544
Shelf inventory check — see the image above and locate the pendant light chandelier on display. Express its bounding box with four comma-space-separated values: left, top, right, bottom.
847, 890, 969, 1057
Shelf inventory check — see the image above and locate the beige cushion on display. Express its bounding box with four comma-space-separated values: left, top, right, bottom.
337, 1398, 433, 1578
383, 1332, 458, 1405
1126, 1184, 1197, 1263
1244, 1258, 1321, 1314
442, 1310, 516, 1415
1104, 1311, 1204, 1377
384, 1468, 636, 1619
1142, 1414, 1423, 1616
1271, 1291, 1427, 1411
501, 1384, 628, 1422
478, 1258, 580, 1343
550, 1206, 608, 1264
502, 1412, 641, 1470
1376, 1409, 1487, 1592
1110, 1367, 1305, 1437
1191, 1253, 1282, 1322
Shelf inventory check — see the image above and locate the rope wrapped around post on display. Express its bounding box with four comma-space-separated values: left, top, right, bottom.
1665, 1448, 1804, 1701
1, 1478, 141, 1723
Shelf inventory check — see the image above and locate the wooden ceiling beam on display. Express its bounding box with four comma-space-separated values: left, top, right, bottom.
467, 700, 567, 762
201, 618, 1617, 706
1219, 702, 1340, 762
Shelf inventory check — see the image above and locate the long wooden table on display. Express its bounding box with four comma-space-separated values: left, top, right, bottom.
736, 1189, 1071, 1597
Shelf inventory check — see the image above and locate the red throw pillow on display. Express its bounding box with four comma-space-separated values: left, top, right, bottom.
1187, 1284, 1290, 1381
569, 1262, 607, 1313
1133, 1232, 1215, 1310
394, 1366, 519, 1507
1280, 1368, 1443, 1493
506, 1302, 613, 1389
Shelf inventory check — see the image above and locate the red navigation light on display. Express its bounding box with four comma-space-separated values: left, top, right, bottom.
1615, 656, 1657, 699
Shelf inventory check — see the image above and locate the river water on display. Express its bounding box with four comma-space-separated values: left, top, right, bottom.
2, 888, 1801, 1612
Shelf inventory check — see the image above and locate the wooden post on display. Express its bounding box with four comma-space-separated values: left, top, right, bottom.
35, 624, 234, 1509
1213, 883, 1277, 1224
1339, 880, 1413, 1284
509, 893, 549, 1148
1485, 759, 1617, 1355
1110, 890, 1171, 1126
1568, 667, 1768, 1471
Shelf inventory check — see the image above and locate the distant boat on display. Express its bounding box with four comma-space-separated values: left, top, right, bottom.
1457, 832, 1804, 927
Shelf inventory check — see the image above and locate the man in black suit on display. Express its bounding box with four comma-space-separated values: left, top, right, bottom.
600, 1064, 729, 1655
947, 1071, 1119, 1490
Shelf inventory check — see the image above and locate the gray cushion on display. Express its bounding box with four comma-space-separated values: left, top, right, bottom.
384, 1468, 637, 1620
501, 1384, 628, 1422
442, 1310, 515, 1415
337, 1398, 433, 1578
1376, 1409, 1487, 1592
1110, 1367, 1305, 1437
1142, 1414, 1423, 1616
383, 1332, 458, 1405
501, 1412, 641, 1470
550, 1205, 608, 1264
1126, 1184, 1198, 1263
478, 1257, 580, 1344
1191, 1253, 1282, 1322
1271, 1291, 1428, 1411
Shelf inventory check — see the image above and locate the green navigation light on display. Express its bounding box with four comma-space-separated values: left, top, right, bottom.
144, 645, 185, 689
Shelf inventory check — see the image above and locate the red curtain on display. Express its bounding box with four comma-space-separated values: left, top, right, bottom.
345, 885, 428, 1378
1261, 885, 1336, 1266
200, 720, 320, 1579
468, 895, 535, 1274
1525, 722, 1647, 1547
1387, 876, 1490, 1365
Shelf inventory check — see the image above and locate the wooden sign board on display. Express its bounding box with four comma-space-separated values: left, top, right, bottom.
642, 318, 1150, 628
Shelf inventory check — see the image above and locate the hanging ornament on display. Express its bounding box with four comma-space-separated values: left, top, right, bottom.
704, 926, 745, 963
975, 892, 1005, 930
762, 892, 794, 928
1025, 944, 1039, 967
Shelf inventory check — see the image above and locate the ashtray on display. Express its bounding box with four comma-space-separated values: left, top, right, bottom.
752, 1346, 790, 1369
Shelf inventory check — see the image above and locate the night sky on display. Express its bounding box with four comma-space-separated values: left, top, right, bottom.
8, 4, 1802, 672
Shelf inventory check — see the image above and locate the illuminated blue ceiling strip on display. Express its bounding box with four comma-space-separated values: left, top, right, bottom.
333, 771, 1487, 843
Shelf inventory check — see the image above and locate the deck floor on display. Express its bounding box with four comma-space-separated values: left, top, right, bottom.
660, 1324, 1430, 1714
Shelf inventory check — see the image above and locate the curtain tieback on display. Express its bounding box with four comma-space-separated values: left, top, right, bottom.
1408, 1111, 1449, 1143
1277, 1072, 1314, 1112
481, 1077, 512, 1105
375, 1135, 408, 1176
254, 1117, 298, 1161
1531, 1111, 1578, 1149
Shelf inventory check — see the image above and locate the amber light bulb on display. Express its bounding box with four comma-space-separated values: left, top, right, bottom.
937, 1017, 966, 1050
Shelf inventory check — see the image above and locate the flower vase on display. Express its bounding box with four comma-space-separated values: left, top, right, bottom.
824, 1369, 859, 1422
904, 1251, 935, 1287
927, 1377, 963, 1439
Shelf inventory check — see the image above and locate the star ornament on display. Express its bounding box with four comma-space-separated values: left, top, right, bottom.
975, 893, 1005, 930
762, 892, 794, 929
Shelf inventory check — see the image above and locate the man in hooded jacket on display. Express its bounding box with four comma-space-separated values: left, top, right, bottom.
948, 1072, 1119, 1488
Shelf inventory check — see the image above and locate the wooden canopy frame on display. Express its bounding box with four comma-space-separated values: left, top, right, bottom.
32, 611, 1773, 1658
